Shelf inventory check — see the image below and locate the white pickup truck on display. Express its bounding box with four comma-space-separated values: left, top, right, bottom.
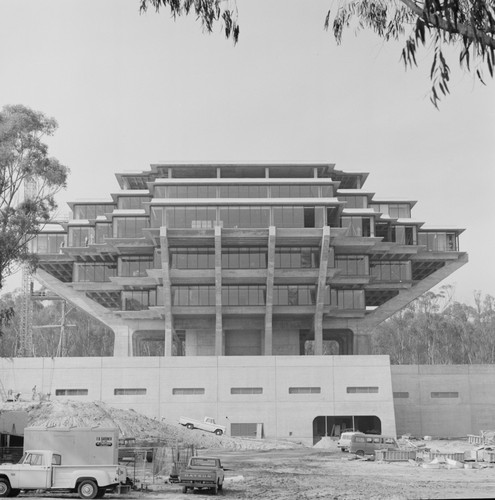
179, 416, 226, 436
0, 450, 127, 499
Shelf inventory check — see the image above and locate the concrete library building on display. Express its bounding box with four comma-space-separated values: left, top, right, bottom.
2, 162, 482, 443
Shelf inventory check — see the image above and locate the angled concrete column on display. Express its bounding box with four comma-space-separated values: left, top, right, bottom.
314, 226, 331, 355
35, 269, 132, 357
159, 227, 174, 357
264, 226, 276, 355
214, 225, 223, 355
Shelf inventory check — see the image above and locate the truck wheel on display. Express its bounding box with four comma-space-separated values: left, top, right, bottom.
0, 479, 11, 498
214, 429, 223, 436
95, 488, 106, 498
212, 484, 218, 495
355, 450, 365, 457
218, 480, 223, 491
182, 486, 188, 493
186, 423, 194, 430
78, 479, 99, 499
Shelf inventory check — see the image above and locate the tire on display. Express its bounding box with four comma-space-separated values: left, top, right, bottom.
340, 447, 345, 452
214, 429, 223, 436
78, 479, 99, 499
355, 450, 365, 457
0, 479, 11, 498
95, 488, 106, 498
212, 484, 218, 495
218, 480, 223, 491
9, 491, 20, 498
186, 423, 194, 430
182, 486, 188, 493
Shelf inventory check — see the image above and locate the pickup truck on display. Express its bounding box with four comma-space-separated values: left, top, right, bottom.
179, 456, 225, 495
178, 416, 226, 436
0, 450, 127, 499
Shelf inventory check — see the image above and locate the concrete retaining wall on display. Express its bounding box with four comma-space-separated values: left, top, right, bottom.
391, 364, 495, 437
0, 355, 395, 444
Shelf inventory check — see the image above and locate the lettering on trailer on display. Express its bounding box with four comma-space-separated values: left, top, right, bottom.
95, 436, 113, 447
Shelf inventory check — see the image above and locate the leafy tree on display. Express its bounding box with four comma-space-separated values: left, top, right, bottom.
372, 288, 495, 364
0, 104, 69, 290
139, 0, 495, 106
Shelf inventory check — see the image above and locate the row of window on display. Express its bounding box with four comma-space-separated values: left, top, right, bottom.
169, 247, 321, 270
370, 203, 411, 219
393, 392, 460, 398
73, 204, 115, 220
170, 286, 364, 308
162, 206, 326, 229
55, 388, 461, 398
124, 165, 326, 181
70, 199, 413, 221
54, 386, 379, 396
154, 184, 333, 199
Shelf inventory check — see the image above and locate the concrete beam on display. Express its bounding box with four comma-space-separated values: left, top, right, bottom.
214, 225, 223, 355
314, 226, 331, 355
35, 269, 132, 357
159, 227, 174, 356
360, 252, 468, 329
264, 226, 276, 355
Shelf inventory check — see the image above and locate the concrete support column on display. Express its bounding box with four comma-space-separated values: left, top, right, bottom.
314, 226, 331, 355
353, 332, 372, 355
214, 225, 223, 356
264, 226, 276, 355
113, 326, 132, 357
159, 227, 174, 357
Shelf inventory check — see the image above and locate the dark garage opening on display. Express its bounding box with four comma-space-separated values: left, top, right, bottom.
312, 415, 382, 445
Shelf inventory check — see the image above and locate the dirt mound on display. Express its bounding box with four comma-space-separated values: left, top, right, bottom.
0, 400, 301, 451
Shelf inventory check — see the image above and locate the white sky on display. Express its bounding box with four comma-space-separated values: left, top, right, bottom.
1, 0, 494, 304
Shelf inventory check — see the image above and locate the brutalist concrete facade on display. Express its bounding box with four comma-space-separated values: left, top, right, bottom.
26, 163, 467, 441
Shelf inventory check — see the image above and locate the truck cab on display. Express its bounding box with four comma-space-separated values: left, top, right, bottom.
179, 456, 225, 495
0, 450, 126, 499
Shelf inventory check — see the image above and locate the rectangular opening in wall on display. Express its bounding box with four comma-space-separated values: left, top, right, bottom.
172, 388, 205, 395
230, 387, 263, 395
288, 387, 321, 394
114, 388, 147, 396
346, 387, 379, 394
55, 389, 88, 396
230, 423, 260, 437
393, 392, 409, 398
431, 392, 459, 398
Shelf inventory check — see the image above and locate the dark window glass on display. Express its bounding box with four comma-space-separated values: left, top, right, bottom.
230, 388, 262, 396
120, 257, 153, 276
122, 290, 157, 310
172, 388, 205, 395
288, 387, 321, 394
114, 388, 147, 395
55, 389, 88, 396
431, 392, 459, 398
346, 387, 379, 393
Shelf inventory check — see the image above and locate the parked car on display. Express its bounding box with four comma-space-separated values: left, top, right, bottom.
349, 434, 399, 456
179, 417, 226, 436
0, 449, 127, 499
179, 456, 225, 495
337, 431, 365, 452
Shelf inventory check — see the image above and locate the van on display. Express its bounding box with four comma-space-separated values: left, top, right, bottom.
348, 434, 399, 456
337, 431, 365, 452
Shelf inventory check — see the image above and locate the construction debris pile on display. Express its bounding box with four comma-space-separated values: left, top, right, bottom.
373, 434, 495, 469
0, 400, 300, 451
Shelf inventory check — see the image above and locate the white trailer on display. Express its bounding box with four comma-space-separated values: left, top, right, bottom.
23, 427, 119, 465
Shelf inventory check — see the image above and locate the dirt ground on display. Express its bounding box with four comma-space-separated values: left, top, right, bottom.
7, 401, 495, 499
18, 441, 495, 500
